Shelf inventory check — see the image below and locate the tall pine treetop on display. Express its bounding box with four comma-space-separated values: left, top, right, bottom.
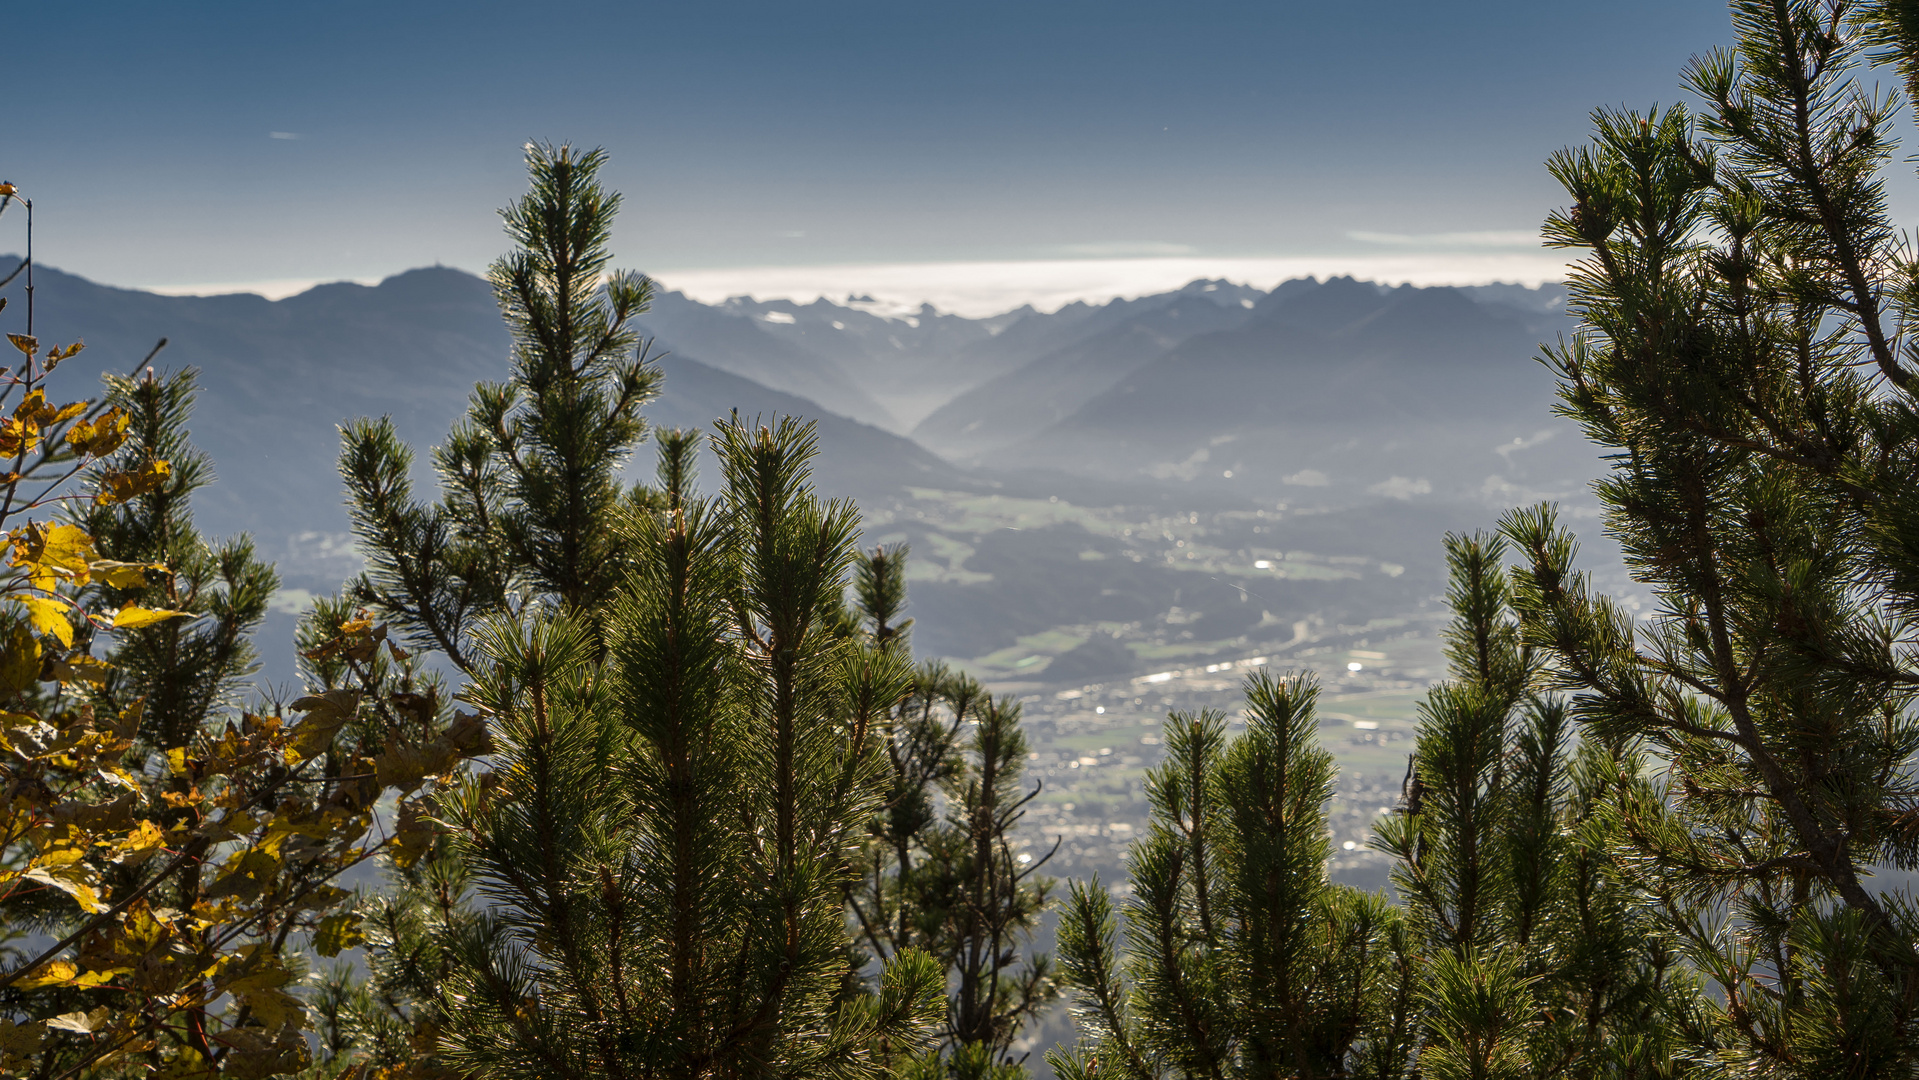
484, 143, 661, 610
342, 143, 662, 670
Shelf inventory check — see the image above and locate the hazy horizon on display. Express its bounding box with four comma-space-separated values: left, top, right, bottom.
14, 252, 1568, 320
10, 0, 1798, 310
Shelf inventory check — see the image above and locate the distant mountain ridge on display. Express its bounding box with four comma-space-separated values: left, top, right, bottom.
0, 258, 1580, 596
673, 278, 1271, 432
0, 259, 975, 588
1004, 276, 1586, 502
913, 287, 1260, 459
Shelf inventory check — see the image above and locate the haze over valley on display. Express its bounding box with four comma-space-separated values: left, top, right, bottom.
1, 255, 1624, 910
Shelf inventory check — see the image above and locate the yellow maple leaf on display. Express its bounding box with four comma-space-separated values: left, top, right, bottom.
12, 960, 76, 989
43, 342, 85, 372
45, 1007, 110, 1034
47, 653, 112, 686
0, 627, 37, 693
0, 417, 38, 458
288, 689, 361, 758
9, 390, 80, 427
40, 523, 97, 572
97, 764, 140, 792
241, 986, 307, 1028
26, 864, 103, 912
37, 848, 86, 869
259, 811, 332, 856
312, 912, 367, 958
13, 594, 73, 647
65, 407, 129, 458
10, 390, 45, 423
11, 522, 100, 591
113, 603, 190, 630
117, 819, 165, 856
204, 849, 279, 903
95, 460, 171, 506
222, 962, 291, 995
90, 560, 161, 588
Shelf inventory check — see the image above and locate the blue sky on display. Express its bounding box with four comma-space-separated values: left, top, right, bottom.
9, 1, 1879, 312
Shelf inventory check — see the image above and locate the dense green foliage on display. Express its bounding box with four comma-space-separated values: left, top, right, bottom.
0, 351, 483, 1079
1380, 536, 1702, 1079
76, 370, 278, 752
1498, 0, 1919, 1071
1046, 538, 1705, 1080
399, 419, 943, 1080
1048, 668, 1412, 1080
1043, 12, 1919, 1075
307, 143, 1057, 1080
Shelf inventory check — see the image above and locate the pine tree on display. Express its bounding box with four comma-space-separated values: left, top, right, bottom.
1375, 534, 1701, 1079
316, 144, 1062, 1080
846, 551, 1058, 1080
1503, 0, 1919, 1070
310, 144, 668, 1073
1048, 671, 1410, 1080
75, 369, 277, 756
418, 418, 943, 1080
307, 844, 472, 1080
340, 141, 662, 672
1044, 539, 1711, 1080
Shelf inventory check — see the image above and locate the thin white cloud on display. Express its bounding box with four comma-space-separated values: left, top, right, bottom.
1045, 242, 1197, 257
1494, 428, 1559, 463
652, 252, 1573, 317
1368, 476, 1432, 499
1347, 229, 1540, 249
268, 131, 303, 140
146, 277, 372, 300
1478, 474, 1574, 507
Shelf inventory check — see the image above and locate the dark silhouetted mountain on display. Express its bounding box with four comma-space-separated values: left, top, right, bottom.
1455, 282, 1569, 333
1, 258, 1592, 650
683, 296, 1013, 429
1109, 280, 1542, 428
643, 351, 970, 503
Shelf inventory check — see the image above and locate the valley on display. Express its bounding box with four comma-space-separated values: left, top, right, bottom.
9, 254, 1606, 887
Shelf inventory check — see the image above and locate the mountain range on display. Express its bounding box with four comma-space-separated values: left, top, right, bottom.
0, 256, 1599, 680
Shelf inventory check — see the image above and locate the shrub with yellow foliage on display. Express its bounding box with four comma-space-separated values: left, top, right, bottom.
0, 186, 489, 1079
